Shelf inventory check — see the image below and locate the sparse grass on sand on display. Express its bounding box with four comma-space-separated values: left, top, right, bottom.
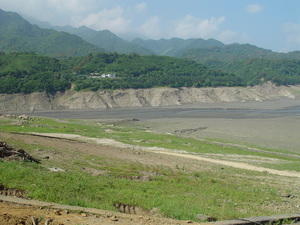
0, 117, 299, 221
0, 151, 287, 221
1, 117, 300, 171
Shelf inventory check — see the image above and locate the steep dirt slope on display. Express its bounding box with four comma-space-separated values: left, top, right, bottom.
0, 83, 299, 112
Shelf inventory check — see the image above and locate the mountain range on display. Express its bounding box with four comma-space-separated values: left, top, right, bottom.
2, 8, 300, 61
1, 8, 300, 88
0, 9, 101, 56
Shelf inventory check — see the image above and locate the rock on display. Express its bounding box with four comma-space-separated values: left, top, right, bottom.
18, 114, 30, 120
81, 213, 87, 217
195, 214, 217, 222
48, 167, 65, 172
54, 210, 62, 215
282, 194, 296, 198
111, 216, 119, 221
150, 207, 162, 217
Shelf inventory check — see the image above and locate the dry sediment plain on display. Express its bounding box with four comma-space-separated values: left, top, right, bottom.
34, 98, 300, 153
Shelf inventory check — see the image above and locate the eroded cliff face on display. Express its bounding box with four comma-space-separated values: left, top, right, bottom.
1, 83, 300, 112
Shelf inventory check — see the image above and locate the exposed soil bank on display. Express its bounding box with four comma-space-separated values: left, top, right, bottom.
1, 83, 299, 112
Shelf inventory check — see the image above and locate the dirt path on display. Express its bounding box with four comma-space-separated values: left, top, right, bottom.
0, 196, 203, 225
20, 132, 300, 178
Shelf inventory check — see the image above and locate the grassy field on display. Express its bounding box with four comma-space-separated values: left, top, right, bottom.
0, 116, 299, 221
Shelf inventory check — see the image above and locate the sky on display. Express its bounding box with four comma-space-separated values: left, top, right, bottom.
1, 0, 300, 52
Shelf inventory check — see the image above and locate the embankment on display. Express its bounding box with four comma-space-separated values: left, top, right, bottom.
1, 83, 300, 112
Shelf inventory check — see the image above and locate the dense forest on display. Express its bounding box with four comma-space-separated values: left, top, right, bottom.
179, 46, 300, 85
1, 52, 300, 95
0, 52, 241, 94
0, 52, 71, 94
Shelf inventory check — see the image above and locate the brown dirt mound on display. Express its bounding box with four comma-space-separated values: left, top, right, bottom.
0, 141, 40, 163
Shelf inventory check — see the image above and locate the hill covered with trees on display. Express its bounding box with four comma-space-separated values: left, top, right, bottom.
49, 26, 153, 55
0, 9, 101, 57
132, 38, 224, 56
0, 52, 241, 94
178, 45, 300, 85
0, 52, 71, 94
1, 51, 300, 95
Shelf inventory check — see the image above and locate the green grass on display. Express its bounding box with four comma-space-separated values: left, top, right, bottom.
0, 160, 285, 221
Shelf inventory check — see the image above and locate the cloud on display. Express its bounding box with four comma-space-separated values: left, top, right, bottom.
0, 0, 103, 25
246, 4, 263, 13
283, 23, 300, 49
139, 16, 162, 39
79, 7, 131, 33
173, 15, 225, 39
167, 15, 248, 43
135, 2, 147, 13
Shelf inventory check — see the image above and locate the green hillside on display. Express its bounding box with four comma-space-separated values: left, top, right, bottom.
53, 26, 153, 55
180, 44, 300, 62
179, 44, 300, 85
0, 9, 101, 56
0, 52, 71, 94
0, 52, 240, 94
132, 37, 224, 56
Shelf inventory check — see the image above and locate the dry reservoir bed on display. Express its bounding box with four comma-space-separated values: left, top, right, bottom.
1, 99, 300, 223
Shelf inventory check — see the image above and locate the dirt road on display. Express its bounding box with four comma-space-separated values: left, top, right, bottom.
22, 132, 300, 178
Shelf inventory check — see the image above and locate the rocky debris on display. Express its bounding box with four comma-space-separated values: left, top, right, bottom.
48, 167, 65, 173
111, 215, 119, 221
54, 210, 62, 216
282, 193, 296, 199
174, 127, 208, 135
114, 202, 138, 214
0, 184, 26, 198
113, 202, 161, 217
120, 171, 159, 182
18, 114, 31, 120
0, 141, 40, 163
195, 214, 217, 222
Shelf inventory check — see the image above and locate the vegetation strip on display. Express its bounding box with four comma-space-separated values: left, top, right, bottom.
204, 140, 300, 159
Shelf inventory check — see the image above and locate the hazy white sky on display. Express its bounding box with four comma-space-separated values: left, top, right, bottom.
1, 0, 300, 51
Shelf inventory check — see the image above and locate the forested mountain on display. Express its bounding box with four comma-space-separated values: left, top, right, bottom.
132, 38, 224, 56
177, 44, 300, 85
201, 58, 300, 86
0, 52, 241, 94
52, 26, 153, 55
0, 9, 101, 56
180, 44, 300, 62
26, 17, 153, 55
